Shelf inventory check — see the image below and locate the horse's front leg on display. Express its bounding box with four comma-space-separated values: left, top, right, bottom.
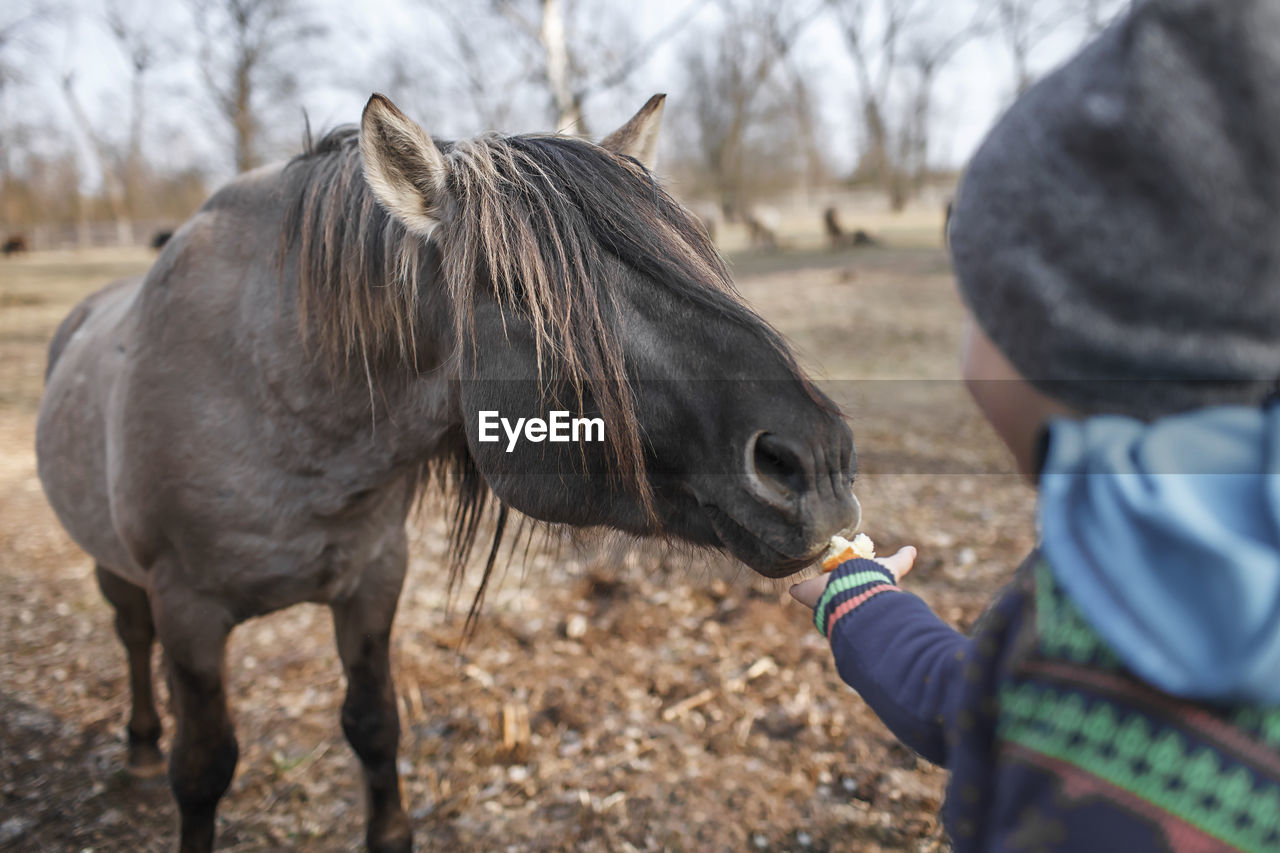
151, 583, 239, 853
331, 547, 411, 853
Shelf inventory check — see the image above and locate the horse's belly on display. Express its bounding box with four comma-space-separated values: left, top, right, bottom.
36, 278, 144, 583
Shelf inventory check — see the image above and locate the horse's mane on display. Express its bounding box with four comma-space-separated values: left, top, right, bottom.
278, 123, 815, 629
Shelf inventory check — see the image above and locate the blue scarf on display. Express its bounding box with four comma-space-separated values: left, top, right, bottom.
1039, 406, 1280, 705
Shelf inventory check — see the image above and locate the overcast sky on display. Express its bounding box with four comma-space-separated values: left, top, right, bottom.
8, 0, 1109, 189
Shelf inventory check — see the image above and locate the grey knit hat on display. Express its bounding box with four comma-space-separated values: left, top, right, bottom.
950, 0, 1280, 418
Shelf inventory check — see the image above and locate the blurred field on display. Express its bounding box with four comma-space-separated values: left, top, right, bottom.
0, 232, 1035, 851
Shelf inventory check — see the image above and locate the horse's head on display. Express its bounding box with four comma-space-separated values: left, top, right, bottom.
359, 94, 858, 578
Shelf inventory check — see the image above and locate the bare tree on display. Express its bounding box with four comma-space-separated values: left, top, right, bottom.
0, 3, 48, 90
992, 0, 1071, 96
679, 1, 819, 214
536, 0, 579, 131
413, 5, 522, 132
827, 0, 924, 201
55, 1, 179, 244
829, 1, 990, 209
104, 0, 172, 216
2, 3, 212, 240
681, 26, 756, 214
190, 0, 326, 173
457, 0, 711, 135
762, 3, 829, 197
897, 8, 988, 197
0, 2, 53, 226
61, 70, 132, 245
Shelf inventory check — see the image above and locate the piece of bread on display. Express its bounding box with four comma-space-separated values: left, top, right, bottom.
821, 533, 875, 572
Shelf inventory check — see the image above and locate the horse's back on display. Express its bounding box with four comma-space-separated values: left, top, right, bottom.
37, 275, 146, 579
36, 166, 290, 585
45, 276, 137, 379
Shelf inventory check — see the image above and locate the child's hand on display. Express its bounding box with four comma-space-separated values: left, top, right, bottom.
788, 546, 918, 611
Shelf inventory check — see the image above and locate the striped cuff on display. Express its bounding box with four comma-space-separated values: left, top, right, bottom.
813, 559, 901, 638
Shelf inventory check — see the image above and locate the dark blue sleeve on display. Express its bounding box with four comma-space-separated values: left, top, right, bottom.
814, 558, 973, 766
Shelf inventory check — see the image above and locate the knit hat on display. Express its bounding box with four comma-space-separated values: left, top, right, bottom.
949, 0, 1280, 418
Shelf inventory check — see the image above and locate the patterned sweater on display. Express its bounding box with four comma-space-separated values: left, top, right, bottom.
815, 552, 1280, 852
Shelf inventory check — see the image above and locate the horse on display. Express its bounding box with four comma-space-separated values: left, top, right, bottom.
3, 234, 28, 256
823, 207, 881, 250
35, 93, 859, 853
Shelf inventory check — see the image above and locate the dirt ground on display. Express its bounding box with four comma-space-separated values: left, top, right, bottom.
0, 238, 1036, 852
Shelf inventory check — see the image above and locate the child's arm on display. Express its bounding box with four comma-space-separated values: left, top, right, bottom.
791, 547, 974, 766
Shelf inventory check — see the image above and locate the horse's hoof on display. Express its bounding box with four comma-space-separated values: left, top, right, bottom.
367, 813, 412, 853
368, 835, 412, 853
125, 746, 167, 780
126, 759, 167, 780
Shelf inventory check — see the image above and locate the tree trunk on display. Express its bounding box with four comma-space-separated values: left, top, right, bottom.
788, 72, 825, 200
233, 56, 256, 172
75, 189, 93, 249
125, 64, 147, 217
0, 79, 15, 228
861, 97, 891, 187
62, 76, 133, 246
888, 172, 909, 213
539, 0, 585, 134
909, 65, 936, 192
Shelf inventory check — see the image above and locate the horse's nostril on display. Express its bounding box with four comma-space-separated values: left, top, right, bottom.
751, 432, 808, 497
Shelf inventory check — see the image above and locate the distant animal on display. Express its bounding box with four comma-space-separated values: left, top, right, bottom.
3, 234, 29, 256
823, 207, 843, 246
36, 93, 858, 853
744, 205, 781, 251
151, 229, 174, 250
823, 208, 881, 250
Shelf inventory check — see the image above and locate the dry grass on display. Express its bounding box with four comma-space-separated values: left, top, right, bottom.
0, 232, 1033, 852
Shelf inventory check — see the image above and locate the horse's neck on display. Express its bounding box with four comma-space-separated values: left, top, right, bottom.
275, 307, 459, 467
189, 163, 463, 474
243, 258, 458, 472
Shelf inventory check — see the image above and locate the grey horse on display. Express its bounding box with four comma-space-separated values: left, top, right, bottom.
36, 93, 859, 852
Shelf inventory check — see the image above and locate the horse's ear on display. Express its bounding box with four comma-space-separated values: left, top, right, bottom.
360, 93, 447, 237
600, 93, 666, 172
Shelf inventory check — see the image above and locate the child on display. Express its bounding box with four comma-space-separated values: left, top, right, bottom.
790, 2, 1280, 850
